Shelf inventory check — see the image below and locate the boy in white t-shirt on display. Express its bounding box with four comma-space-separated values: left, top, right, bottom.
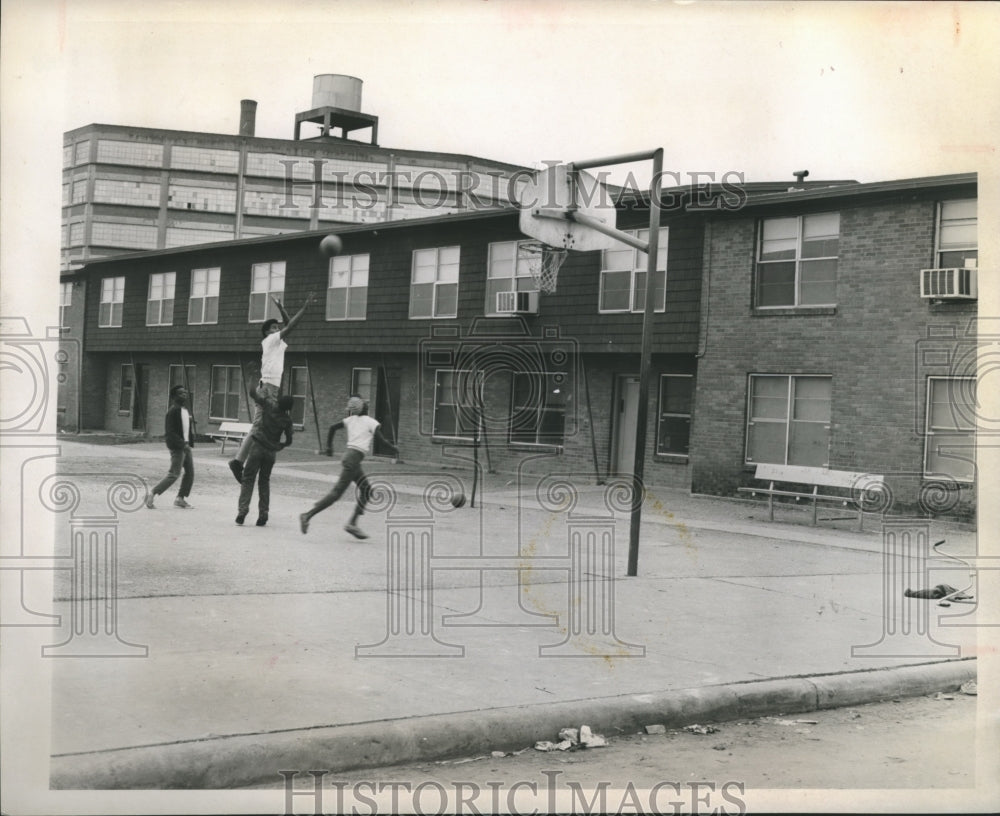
299, 396, 397, 540
229, 292, 315, 482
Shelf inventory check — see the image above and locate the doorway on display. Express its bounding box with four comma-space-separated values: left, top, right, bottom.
613, 374, 640, 475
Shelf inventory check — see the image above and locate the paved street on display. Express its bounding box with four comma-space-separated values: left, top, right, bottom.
35, 438, 983, 790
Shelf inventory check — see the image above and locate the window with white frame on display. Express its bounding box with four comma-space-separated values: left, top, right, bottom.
210, 365, 243, 420
599, 227, 669, 313
249, 262, 285, 322
756, 213, 839, 307
432, 369, 480, 439
485, 241, 540, 315
657, 375, 693, 456
146, 272, 175, 326
188, 267, 220, 325
118, 364, 134, 414
99, 277, 125, 328
509, 370, 569, 447
168, 364, 196, 410
352, 368, 373, 404
409, 246, 459, 318
60, 282, 73, 329
746, 375, 832, 467
327, 253, 369, 320
936, 200, 977, 269
289, 366, 308, 427
924, 377, 976, 483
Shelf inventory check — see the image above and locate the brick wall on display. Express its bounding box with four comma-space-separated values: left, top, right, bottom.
690, 196, 978, 518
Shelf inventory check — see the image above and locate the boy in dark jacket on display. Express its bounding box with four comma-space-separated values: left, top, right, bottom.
236, 385, 294, 526
146, 385, 196, 509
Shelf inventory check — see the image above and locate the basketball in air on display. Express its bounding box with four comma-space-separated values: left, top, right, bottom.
319, 234, 344, 257
451, 493, 466, 509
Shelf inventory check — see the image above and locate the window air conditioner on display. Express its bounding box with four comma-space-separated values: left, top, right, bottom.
496, 290, 540, 314
920, 268, 977, 300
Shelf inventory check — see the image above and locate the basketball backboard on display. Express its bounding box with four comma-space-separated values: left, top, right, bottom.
517, 164, 620, 251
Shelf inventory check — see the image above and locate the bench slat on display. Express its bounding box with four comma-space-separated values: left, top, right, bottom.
751, 463, 883, 490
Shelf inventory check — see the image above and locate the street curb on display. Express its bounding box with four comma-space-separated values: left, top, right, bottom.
50, 658, 975, 789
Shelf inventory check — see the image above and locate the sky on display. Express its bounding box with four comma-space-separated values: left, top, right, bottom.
45, 0, 1000, 183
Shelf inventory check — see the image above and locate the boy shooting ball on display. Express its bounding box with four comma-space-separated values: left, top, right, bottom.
299, 396, 397, 540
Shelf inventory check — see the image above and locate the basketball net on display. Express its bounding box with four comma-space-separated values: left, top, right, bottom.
519, 240, 567, 294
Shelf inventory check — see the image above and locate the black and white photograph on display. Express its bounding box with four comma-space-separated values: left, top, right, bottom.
1, 1, 998, 813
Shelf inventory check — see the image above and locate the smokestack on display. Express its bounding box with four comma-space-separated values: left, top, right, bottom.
792, 169, 809, 183
239, 99, 257, 137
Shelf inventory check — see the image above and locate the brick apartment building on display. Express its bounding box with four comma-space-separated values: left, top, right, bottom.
67, 172, 979, 518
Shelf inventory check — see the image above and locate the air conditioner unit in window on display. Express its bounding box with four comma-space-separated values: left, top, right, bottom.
920, 268, 978, 300
496, 290, 540, 314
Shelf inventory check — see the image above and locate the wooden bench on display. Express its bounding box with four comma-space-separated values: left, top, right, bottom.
738, 463, 886, 530
208, 421, 253, 454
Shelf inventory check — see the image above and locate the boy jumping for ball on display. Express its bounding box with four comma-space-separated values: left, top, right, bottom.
236, 382, 294, 527
229, 291, 315, 482
299, 396, 397, 540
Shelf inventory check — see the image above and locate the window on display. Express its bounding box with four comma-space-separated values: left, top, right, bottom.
409, 246, 459, 318
746, 375, 831, 466
99, 277, 125, 328
146, 272, 176, 326
599, 228, 669, 313
509, 370, 569, 447
756, 213, 839, 307
327, 253, 369, 320
936, 200, 977, 268
485, 241, 541, 314
352, 368, 373, 403
60, 282, 72, 329
210, 365, 243, 420
188, 267, 220, 325
118, 364, 134, 414
249, 262, 285, 322
432, 369, 480, 439
289, 366, 308, 427
168, 364, 196, 411
924, 377, 976, 483
657, 375, 693, 456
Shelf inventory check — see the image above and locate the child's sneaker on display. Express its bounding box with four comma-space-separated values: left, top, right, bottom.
145, 493, 156, 509
174, 497, 193, 509
255, 514, 268, 527
344, 523, 368, 540
299, 513, 309, 534
235, 513, 246, 525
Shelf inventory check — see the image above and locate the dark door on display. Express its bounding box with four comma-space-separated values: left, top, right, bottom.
374, 366, 401, 456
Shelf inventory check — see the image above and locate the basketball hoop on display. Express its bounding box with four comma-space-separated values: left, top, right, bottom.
520, 240, 567, 294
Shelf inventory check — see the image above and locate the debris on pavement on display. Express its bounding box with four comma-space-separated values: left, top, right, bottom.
533, 739, 572, 752
683, 724, 719, 735
644, 724, 667, 735
903, 584, 971, 600
934, 692, 955, 701
579, 725, 607, 748
960, 681, 977, 696
558, 727, 580, 744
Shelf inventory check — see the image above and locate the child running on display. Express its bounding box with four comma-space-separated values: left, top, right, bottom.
299, 396, 397, 540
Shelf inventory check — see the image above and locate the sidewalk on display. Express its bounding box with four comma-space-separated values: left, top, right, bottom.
45, 439, 980, 788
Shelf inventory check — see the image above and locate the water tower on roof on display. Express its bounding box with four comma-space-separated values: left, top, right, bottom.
294, 74, 379, 145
